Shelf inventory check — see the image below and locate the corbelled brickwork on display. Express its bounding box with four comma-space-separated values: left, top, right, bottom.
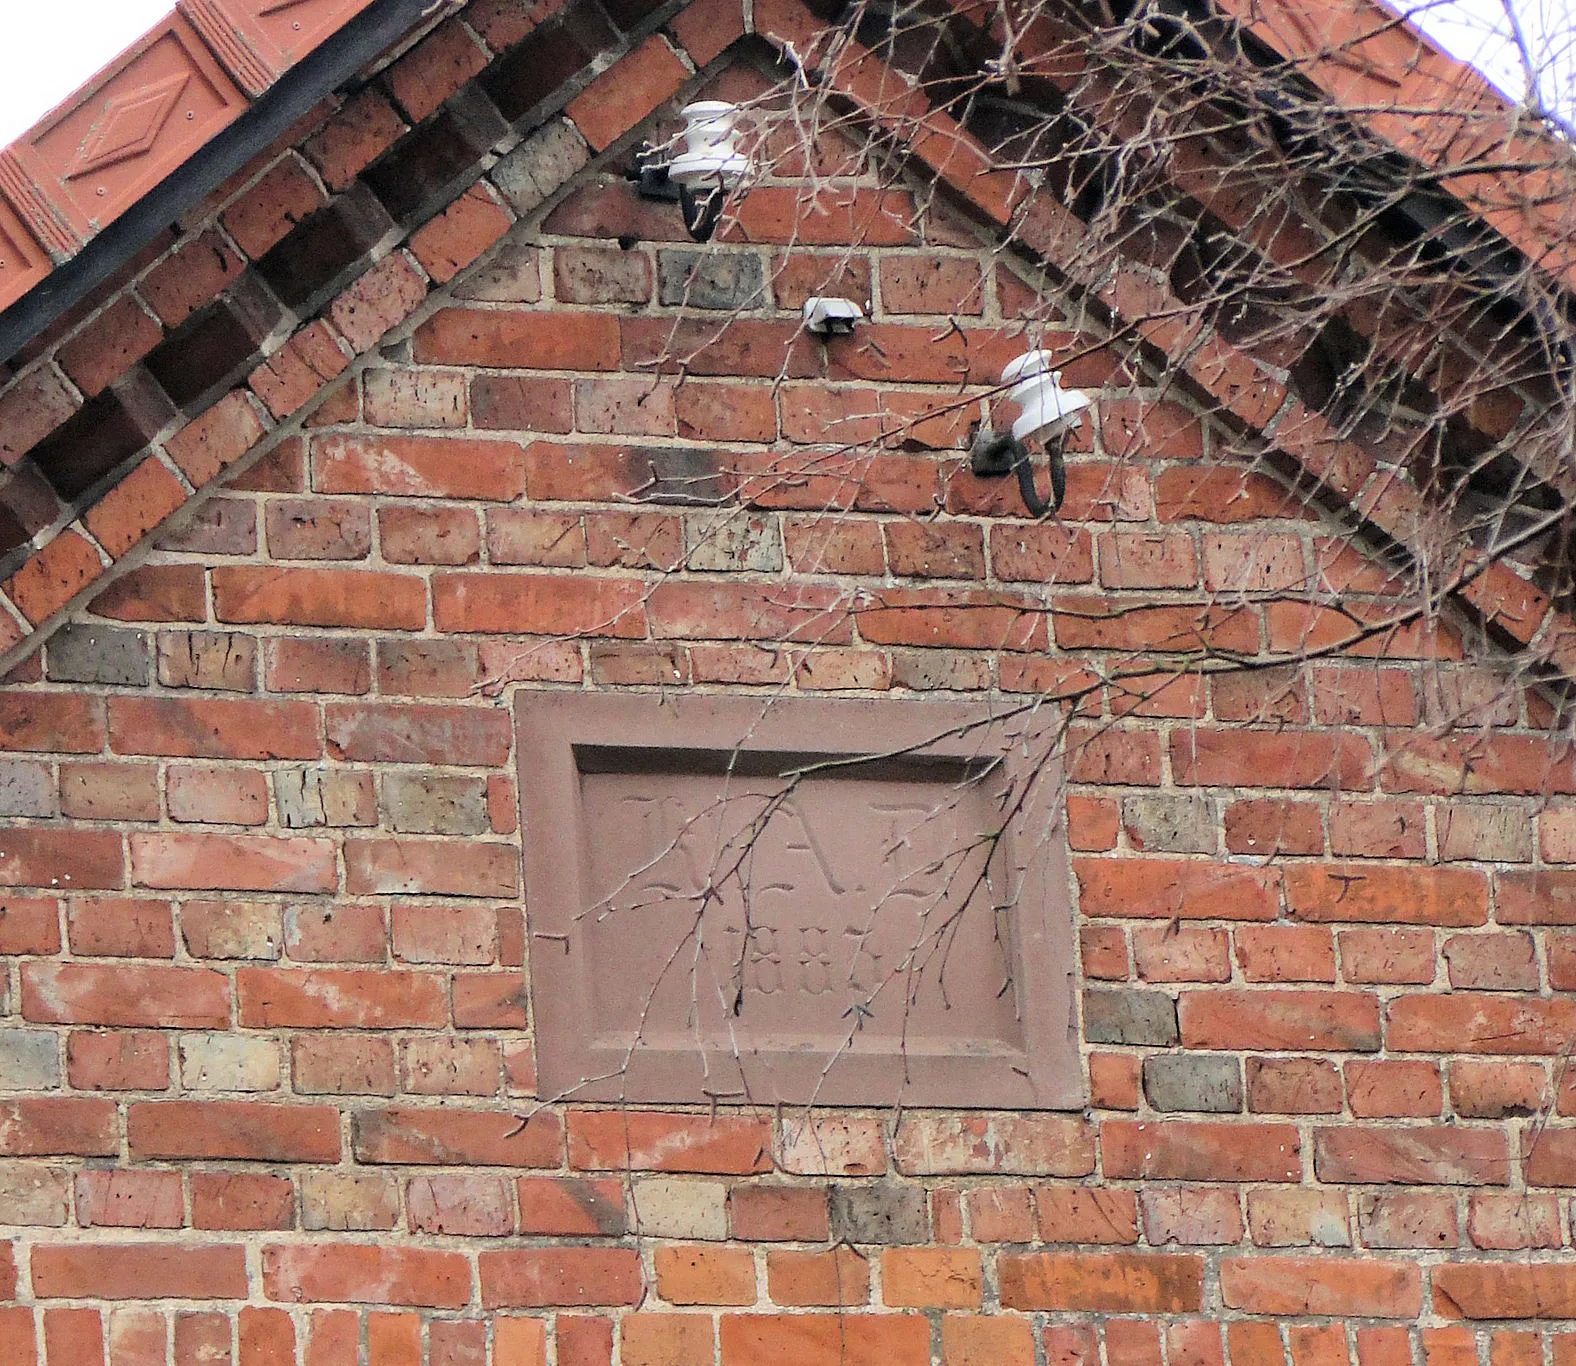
1, 2, 1576, 1364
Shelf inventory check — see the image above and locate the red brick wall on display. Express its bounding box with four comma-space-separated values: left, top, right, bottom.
2, 39, 1575, 1366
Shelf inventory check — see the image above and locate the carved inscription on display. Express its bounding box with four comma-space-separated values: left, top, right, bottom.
519, 692, 1080, 1109
577, 768, 1021, 1058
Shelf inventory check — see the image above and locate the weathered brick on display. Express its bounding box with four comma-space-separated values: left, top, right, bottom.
45, 623, 150, 686
1142, 1055, 1242, 1113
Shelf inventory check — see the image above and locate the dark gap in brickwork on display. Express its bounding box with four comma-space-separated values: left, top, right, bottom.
29, 370, 175, 503
256, 182, 396, 314
361, 88, 509, 229
143, 276, 286, 412
477, 4, 620, 124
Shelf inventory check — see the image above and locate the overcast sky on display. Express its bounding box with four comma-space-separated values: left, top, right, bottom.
0, 0, 1568, 146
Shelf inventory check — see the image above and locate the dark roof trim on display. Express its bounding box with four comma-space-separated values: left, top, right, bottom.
0, 0, 438, 366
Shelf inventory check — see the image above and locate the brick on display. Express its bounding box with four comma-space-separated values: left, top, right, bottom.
777, 1114, 886, 1176
1103, 1121, 1300, 1181
998, 1252, 1203, 1312
717, 1314, 929, 1366
882, 1248, 981, 1308
480, 1248, 643, 1308
1073, 857, 1279, 919
0, 828, 124, 890
829, 1183, 927, 1244
621, 1313, 715, 1366
1450, 1058, 1546, 1119
301, 1171, 400, 1232
7, 529, 106, 625
1346, 1059, 1443, 1117
329, 251, 429, 353
1219, 1256, 1421, 1316
191, 1172, 293, 1230
167, 765, 268, 825
181, 900, 282, 960
179, 1034, 281, 1091
75, 1171, 183, 1228
304, 89, 407, 190
411, 185, 513, 283
108, 696, 319, 760
1178, 990, 1380, 1051
344, 838, 517, 897
59, 298, 164, 397
1434, 1263, 1576, 1319
1235, 926, 1335, 982
403, 1036, 500, 1095
566, 35, 688, 150
728, 1187, 827, 1242
238, 968, 442, 1028
123, 1102, 334, 1167
224, 157, 328, 257
630, 1178, 727, 1240
1142, 1056, 1242, 1113
58, 762, 158, 820
32, 1244, 247, 1299
1358, 1191, 1458, 1249
43, 1308, 102, 1364
1247, 1056, 1343, 1114
0, 365, 81, 464
0, 1164, 70, 1225
1131, 925, 1227, 982
262, 1244, 470, 1308
1246, 1188, 1351, 1248
1225, 798, 1323, 855
1033, 1187, 1138, 1245
516, 1176, 626, 1237
1443, 931, 1540, 990
1314, 1127, 1510, 1185
0, 761, 54, 819
353, 1107, 561, 1167
893, 1114, 1093, 1175
23, 963, 228, 1028
1140, 1187, 1244, 1245
1468, 1192, 1562, 1249
0, 1097, 118, 1156
67, 1031, 169, 1092
654, 1246, 755, 1305
212, 565, 423, 629
1083, 989, 1178, 1045
131, 832, 336, 893
569, 1111, 769, 1173
658, 250, 767, 309
487, 118, 587, 216
45, 622, 151, 686
1387, 995, 1576, 1054
1340, 928, 1437, 984
157, 631, 258, 691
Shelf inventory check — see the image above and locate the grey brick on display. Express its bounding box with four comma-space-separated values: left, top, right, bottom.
0, 760, 55, 818
1122, 794, 1216, 854
829, 1182, 927, 1244
1084, 989, 1179, 1046
277, 768, 376, 829
659, 250, 766, 310
685, 513, 781, 572
381, 773, 489, 835
491, 119, 590, 215
1143, 1054, 1242, 1112
45, 623, 149, 685
157, 631, 257, 691
0, 1030, 60, 1089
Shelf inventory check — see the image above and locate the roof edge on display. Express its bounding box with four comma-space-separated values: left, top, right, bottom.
0, 0, 437, 364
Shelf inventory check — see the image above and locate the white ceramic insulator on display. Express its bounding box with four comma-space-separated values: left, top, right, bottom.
668, 101, 751, 188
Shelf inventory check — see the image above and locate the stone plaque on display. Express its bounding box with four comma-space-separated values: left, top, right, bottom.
517, 693, 1079, 1108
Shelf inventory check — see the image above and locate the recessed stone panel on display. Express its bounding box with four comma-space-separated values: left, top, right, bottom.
518, 693, 1079, 1109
